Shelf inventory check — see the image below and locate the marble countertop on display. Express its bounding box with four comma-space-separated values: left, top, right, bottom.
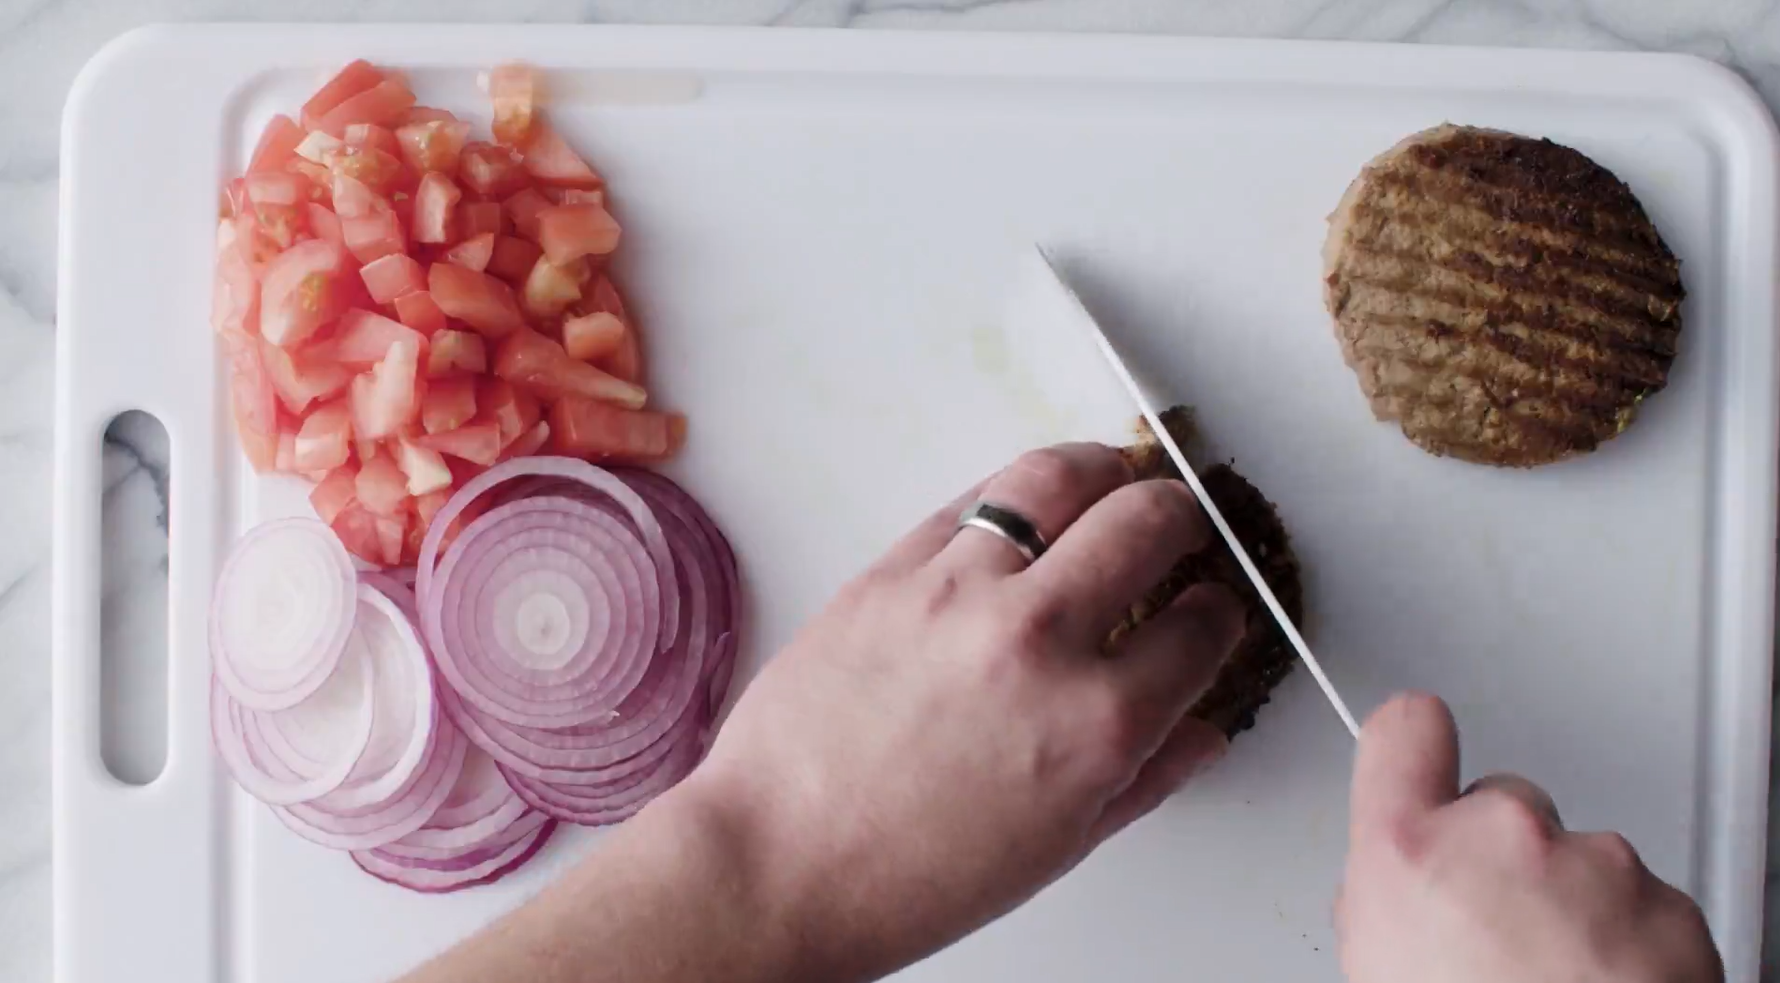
9, 1, 1780, 980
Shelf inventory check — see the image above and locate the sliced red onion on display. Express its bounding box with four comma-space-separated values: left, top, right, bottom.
209, 636, 374, 806
501, 735, 702, 826
415, 457, 680, 653
376, 745, 531, 859
273, 711, 468, 851
295, 586, 438, 812
353, 816, 557, 894
442, 681, 698, 785
211, 518, 358, 711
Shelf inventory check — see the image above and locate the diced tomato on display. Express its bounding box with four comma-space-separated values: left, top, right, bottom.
585, 273, 629, 319
394, 119, 471, 174
310, 464, 359, 524
444, 232, 495, 272
486, 236, 543, 284
294, 399, 353, 472
395, 438, 453, 495
417, 421, 503, 466
562, 311, 625, 362
350, 338, 422, 439
414, 488, 451, 529
495, 327, 646, 409
537, 204, 621, 265
549, 396, 685, 462
498, 421, 550, 462
503, 187, 551, 242
222, 333, 281, 472
522, 123, 603, 189
314, 78, 418, 138
212, 222, 261, 337
331, 504, 386, 565
355, 454, 411, 515
251, 202, 307, 251
329, 309, 428, 369
421, 377, 478, 434
261, 339, 351, 413
459, 201, 504, 238
248, 114, 305, 175
286, 158, 335, 205
229, 211, 284, 269
245, 170, 308, 207
521, 256, 589, 319
394, 291, 449, 336
260, 239, 353, 348
602, 327, 644, 385
274, 432, 298, 472
330, 173, 383, 219
305, 202, 344, 245
458, 142, 528, 198
426, 329, 487, 377
413, 172, 463, 245
295, 130, 345, 163
340, 208, 405, 264
343, 123, 402, 159
402, 106, 459, 125
358, 253, 428, 304
356, 435, 381, 465
326, 145, 408, 196
477, 378, 541, 447
429, 263, 524, 338
488, 63, 539, 147
376, 513, 408, 567
390, 192, 416, 236
556, 188, 606, 207
301, 60, 385, 130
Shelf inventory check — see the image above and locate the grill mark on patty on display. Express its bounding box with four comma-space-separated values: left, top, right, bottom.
1343, 323, 1652, 414
1332, 261, 1678, 363
1344, 194, 1684, 310
1406, 135, 1667, 241
1366, 169, 1679, 277
1386, 384, 1617, 462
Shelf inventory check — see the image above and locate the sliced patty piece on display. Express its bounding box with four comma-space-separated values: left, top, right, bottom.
1112, 408, 1305, 738
1323, 124, 1685, 468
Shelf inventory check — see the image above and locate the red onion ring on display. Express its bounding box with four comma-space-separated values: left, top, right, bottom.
353, 816, 557, 894
273, 711, 468, 851
211, 518, 358, 711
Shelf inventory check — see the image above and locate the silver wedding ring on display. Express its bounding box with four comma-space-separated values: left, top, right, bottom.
956, 501, 1049, 565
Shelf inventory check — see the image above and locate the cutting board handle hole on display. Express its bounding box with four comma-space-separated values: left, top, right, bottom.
98, 410, 169, 787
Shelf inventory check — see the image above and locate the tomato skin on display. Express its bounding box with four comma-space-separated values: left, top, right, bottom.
358, 252, 428, 305
458, 201, 504, 239
537, 204, 621, 265
548, 396, 685, 462
444, 232, 495, 272
426, 329, 487, 378
340, 208, 405, 265
412, 172, 463, 244
495, 327, 646, 409
394, 291, 450, 336
329, 173, 383, 220
488, 63, 539, 148
305, 203, 344, 246
328, 309, 428, 368
259, 239, 353, 348
521, 123, 603, 189
301, 60, 385, 130
498, 421, 552, 462
212, 220, 261, 338
222, 332, 281, 472
476, 378, 540, 447
314, 78, 418, 138
502, 187, 551, 242
248, 114, 306, 175
417, 421, 503, 467
421, 377, 478, 434
354, 453, 410, 516
458, 142, 528, 198
486, 236, 543, 285
343, 123, 402, 159
326, 145, 409, 196
428, 262, 525, 338
562, 311, 625, 362
293, 399, 353, 472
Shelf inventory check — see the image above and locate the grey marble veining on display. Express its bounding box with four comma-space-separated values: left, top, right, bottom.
8, 1, 1780, 981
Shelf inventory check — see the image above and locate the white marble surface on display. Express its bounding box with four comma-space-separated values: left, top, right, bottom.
8, 0, 1780, 980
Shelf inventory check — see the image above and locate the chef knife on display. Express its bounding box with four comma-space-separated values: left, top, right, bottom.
1032, 246, 1361, 738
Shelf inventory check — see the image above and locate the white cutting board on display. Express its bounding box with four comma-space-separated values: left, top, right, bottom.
53, 24, 1778, 983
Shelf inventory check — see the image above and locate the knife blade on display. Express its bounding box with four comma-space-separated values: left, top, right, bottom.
1032, 246, 1361, 738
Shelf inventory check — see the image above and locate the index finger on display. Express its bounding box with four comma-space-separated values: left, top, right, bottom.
1350, 692, 1461, 846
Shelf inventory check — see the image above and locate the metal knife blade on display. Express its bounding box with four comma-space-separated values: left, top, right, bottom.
1032, 246, 1360, 738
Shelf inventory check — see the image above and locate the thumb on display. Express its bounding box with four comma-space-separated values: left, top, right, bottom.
1349, 692, 1460, 847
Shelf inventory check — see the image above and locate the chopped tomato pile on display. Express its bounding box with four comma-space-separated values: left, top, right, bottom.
213, 60, 686, 566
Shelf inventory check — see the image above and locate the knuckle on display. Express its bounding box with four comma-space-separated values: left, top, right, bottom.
1077, 688, 1144, 784
1001, 594, 1072, 652
911, 569, 966, 619
1584, 831, 1643, 873
1122, 479, 1197, 533
1008, 447, 1081, 494
1472, 790, 1555, 853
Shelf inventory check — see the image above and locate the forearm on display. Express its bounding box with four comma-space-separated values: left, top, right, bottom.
399, 780, 835, 983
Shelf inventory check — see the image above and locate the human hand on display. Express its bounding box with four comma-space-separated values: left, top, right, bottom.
679, 442, 1245, 981
1338, 693, 1723, 983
